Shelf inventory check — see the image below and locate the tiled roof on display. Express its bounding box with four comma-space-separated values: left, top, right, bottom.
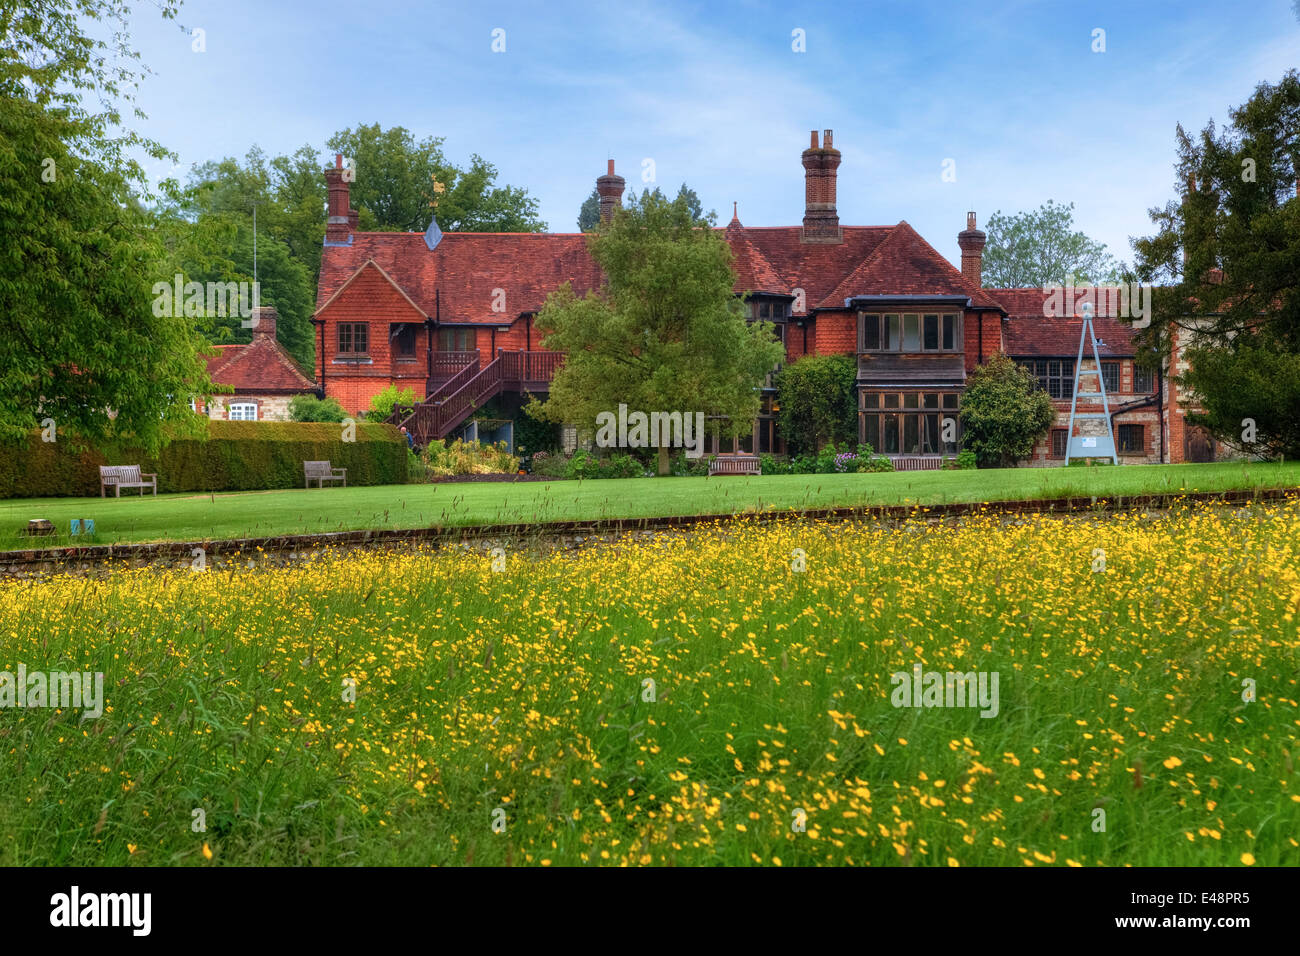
990, 288, 1141, 357
819, 222, 1004, 311
203, 335, 316, 393
317, 232, 605, 325
316, 222, 1010, 325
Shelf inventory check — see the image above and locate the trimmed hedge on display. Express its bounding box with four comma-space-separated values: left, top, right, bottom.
0, 420, 407, 498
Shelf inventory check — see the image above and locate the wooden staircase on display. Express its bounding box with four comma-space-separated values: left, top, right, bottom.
392, 351, 562, 445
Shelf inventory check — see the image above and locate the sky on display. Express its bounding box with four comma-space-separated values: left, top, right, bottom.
122, 0, 1300, 270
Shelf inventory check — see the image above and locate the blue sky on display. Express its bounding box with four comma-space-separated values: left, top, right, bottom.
126, 0, 1300, 271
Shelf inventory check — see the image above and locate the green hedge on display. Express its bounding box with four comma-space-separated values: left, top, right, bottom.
0, 420, 407, 498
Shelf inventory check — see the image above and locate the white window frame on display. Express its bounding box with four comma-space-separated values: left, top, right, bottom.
228, 402, 258, 421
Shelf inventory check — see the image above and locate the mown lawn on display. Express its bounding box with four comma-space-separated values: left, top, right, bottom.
1, 460, 1298, 549
0, 500, 1295, 866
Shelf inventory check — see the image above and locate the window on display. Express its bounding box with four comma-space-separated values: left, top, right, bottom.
1118, 424, 1145, 455
438, 327, 475, 352
228, 402, 257, 421
862, 314, 880, 350
861, 313, 960, 353
391, 323, 418, 359
1101, 361, 1120, 395
338, 322, 369, 355
860, 390, 961, 455
1133, 364, 1155, 394
923, 314, 939, 350
1022, 359, 1075, 399
1050, 428, 1067, 459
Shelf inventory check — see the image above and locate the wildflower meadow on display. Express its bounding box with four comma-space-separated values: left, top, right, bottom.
1, 500, 1296, 866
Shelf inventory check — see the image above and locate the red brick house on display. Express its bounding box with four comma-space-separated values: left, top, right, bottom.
199, 306, 317, 421
311, 131, 1224, 465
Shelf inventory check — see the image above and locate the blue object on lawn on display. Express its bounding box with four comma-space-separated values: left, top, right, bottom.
70, 519, 81, 535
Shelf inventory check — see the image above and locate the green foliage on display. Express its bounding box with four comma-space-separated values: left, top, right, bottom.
289, 394, 348, 423
417, 439, 519, 478
514, 400, 560, 456
774, 355, 858, 456
958, 353, 1056, 468
532, 188, 784, 476
1132, 70, 1300, 457
326, 123, 546, 233
0, 104, 212, 451
955, 450, 978, 470
982, 200, 1120, 288
1180, 340, 1300, 458
578, 188, 601, 231
366, 384, 416, 422
0, 421, 406, 498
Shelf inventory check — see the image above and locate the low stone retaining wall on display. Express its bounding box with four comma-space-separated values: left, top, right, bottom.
2, 487, 1295, 578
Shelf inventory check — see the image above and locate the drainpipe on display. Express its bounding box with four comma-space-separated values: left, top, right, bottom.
311, 317, 325, 399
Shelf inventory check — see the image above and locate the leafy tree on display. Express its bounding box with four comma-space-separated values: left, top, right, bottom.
0, 0, 213, 451
326, 124, 546, 233
366, 384, 415, 422
531, 190, 784, 475
982, 200, 1120, 288
958, 353, 1055, 468
774, 354, 857, 456
578, 187, 600, 231
1131, 70, 1300, 458
289, 394, 348, 423
582, 183, 710, 231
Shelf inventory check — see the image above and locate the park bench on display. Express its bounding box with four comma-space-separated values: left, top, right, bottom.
708, 454, 761, 476
99, 465, 158, 497
303, 460, 347, 488
892, 457, 945, 471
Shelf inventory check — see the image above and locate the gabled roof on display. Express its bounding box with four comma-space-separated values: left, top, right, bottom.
989, 288, 1141, 358
203, 335, 316, 393
316, 221, 1006, 325
729, 226, 894, 314
316, 258, 427, 320
820, 222, 1004, 310
316, 232, 605, 325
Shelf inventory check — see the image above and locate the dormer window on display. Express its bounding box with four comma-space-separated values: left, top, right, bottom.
746, 295, 791, 322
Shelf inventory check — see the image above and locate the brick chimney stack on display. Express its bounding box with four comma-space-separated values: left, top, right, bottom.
325, 154, 356, 244
597, 159, 625, 223
957, 211, 986, 287
249, 304, 277, 338
801, 129, 842, 244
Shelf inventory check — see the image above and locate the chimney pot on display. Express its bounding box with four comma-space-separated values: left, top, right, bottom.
325, 157, 352, 243
958, 211, 987, 287
823, 129, 833, 147
596, 159, 626, 223
801, 127, 842, 243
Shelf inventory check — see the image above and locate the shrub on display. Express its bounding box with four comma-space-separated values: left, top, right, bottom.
775, 355, 858, 456
366, 384, 416, 422
418, 439, 519, 478
956, 450, 978, 470
958, 352, 1056, 468
759, 454, 791, 475
0, 420, 407, 498
289, 394, 349, 423
670, 451, 711, 477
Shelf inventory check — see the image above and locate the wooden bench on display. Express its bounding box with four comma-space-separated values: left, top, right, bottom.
99, 465, 157, 497
708, 454, 761, 476
303, 460, 347, 488
892, 457, 945, 471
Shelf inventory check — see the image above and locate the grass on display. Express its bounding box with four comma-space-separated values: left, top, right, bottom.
1, 500, 1295, 866
1, 460, 1298, 550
